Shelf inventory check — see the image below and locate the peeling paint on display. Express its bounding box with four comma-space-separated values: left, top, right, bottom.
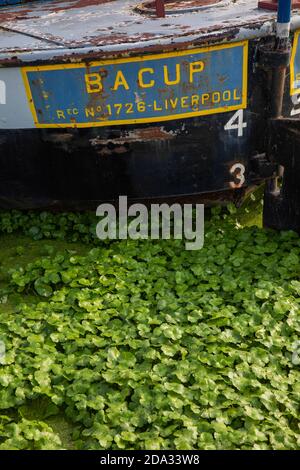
0, 0, 299, 66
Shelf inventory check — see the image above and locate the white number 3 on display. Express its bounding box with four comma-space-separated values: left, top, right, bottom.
229, 163, 246, 188
224, 109, 247, 137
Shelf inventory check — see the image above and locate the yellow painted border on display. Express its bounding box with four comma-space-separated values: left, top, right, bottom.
22, 41, 249, 129
291, 30, 300, 95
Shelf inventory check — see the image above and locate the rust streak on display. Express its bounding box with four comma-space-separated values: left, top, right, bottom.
91, 126, 178, 145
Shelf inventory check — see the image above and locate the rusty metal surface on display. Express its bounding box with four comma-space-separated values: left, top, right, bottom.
153, 0, 166, 17
0, 0, 299, 64
0, 36, 271, 206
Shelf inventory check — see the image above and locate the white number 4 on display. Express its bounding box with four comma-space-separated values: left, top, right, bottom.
224, 109, 247, 137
